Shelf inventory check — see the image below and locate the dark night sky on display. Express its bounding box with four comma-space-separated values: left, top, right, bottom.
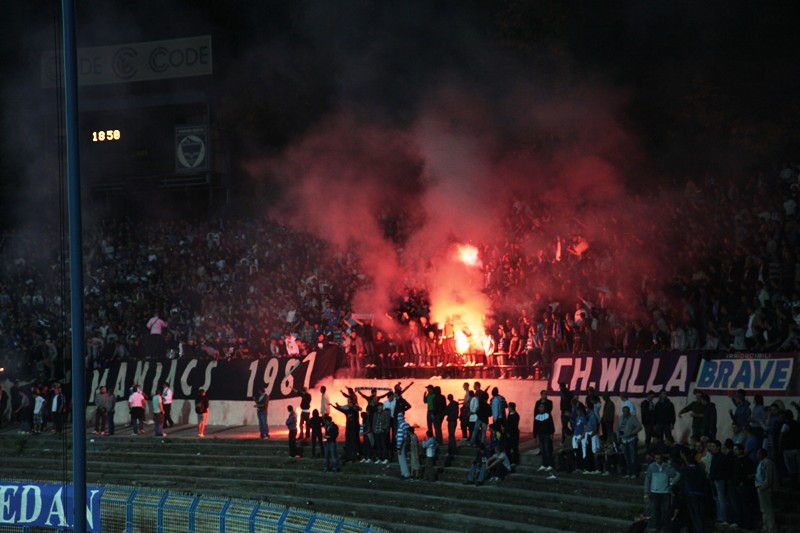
1, 0, 799, 221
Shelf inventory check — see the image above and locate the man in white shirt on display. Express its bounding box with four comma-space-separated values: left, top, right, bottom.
129, 386, 146, 434
146, 311, 168, 358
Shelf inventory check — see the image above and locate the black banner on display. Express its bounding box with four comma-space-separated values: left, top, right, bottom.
547, 351, 703, 397
87, 347, 340, 403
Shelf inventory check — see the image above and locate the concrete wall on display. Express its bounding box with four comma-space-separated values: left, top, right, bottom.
99, 376, 799, 444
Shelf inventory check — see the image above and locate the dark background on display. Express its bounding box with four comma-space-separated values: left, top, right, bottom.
1, 1, 799, 227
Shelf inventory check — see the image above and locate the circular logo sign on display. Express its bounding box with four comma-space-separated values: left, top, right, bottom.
177, 135, 207, 169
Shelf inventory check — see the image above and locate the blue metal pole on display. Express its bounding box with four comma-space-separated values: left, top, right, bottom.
60, 0, 87, 531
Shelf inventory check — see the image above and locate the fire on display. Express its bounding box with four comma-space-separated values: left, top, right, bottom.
428, 242, 490, 356
455, 330, 470, 354
456, 244, 480, 267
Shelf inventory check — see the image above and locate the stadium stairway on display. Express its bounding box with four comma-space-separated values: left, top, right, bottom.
0, 426, 796, 533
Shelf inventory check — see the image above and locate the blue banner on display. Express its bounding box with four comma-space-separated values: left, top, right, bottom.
695, 353, 799, 395
548, 352, 702, 397
0, 483, 103, 531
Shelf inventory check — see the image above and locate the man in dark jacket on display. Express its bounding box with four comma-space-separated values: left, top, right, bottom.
445, 394, 460, 461
559, 383, 573, 444
641, 390, 657, 448
701, 394, 717, 441
654, 390, 676, 441
323, 415, 340, 472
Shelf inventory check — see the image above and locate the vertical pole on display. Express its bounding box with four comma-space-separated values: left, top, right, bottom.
60, 0, 87, 530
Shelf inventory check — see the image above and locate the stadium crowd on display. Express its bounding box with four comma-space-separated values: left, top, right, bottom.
0, 162, 800, 384
304, 380, 798, 532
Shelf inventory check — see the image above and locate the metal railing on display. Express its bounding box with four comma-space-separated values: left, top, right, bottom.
4, 484, 384, 533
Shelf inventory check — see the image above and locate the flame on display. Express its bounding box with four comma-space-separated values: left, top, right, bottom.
457, 244, 480, 267
428, 242, 491, 355
455, 330, 470, 354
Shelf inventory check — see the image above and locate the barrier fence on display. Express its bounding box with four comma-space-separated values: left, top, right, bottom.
3, 483, 385, 533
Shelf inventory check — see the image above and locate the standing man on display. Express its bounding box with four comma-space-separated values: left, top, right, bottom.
755, 448, 777, 533
319, 385, 330, 417
51, 384, 66, 434
323, 414, 340, 472
559, 383, 573, 444
106, 387, 116, 436
128, 385, 146, 435
15, 389, 32, 434
424, 385, 437, 438
619, 405, 643, 478
460, 382, 471, 440
643, 451, 680, 532
701, 394, 717, 441
293, 386, 312, 439
195, 388, 209, 437
445, 394, 459, 464
146, 310, 169, 359
678, 390, 705, 440
94, 386, 109, 435
535, 389, 554, 455
433, 386, 446, 445
255, 386, 270, 439
397, 415, 412, 480
506, 402, 521, 466
641, 390, 656, 448
162, 382, 174, 428
383, 391, 397, 454
152, 386, 166, 437
32, 387, 46, 434
601, 392, 615, 439
707, 440, 729, 525
654, 390, 676, 442
286, 405, 299, 457
534, 402, 556, 474
490, 387, 507, 429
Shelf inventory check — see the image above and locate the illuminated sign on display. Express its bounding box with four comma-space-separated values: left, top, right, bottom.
91, 130, 121, 142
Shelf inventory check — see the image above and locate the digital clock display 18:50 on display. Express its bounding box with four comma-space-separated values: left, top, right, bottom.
92, 130, 121, 142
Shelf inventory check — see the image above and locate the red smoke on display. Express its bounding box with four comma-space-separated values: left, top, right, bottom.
246, 82, 677, 328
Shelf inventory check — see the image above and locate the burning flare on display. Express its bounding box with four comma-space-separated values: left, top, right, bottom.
456, 244, 481, 267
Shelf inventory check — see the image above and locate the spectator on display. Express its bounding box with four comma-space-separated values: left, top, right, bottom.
701, 394, 718, 441
466, 443, 491, 485
128, 385, 145, 435
654, 390, 676, 442
619, 405, 643, 479
534, 401, 555, 472
444, 394, 459, 462
286, 405, 299, 458
755, 448, 777, 533
322, 414, 340, 472
152, 386, 166, 437
372, 403, 390, 464
486, 444, 512, 482
643, 451, 680, 532
422, 430, 438, 481
195, 388, 209, 437
678, 390, 705, 440
255, 386, 270, 439
505, 401, 520, 466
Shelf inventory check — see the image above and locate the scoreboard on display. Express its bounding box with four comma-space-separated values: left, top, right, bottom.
79, 103, 209, 184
